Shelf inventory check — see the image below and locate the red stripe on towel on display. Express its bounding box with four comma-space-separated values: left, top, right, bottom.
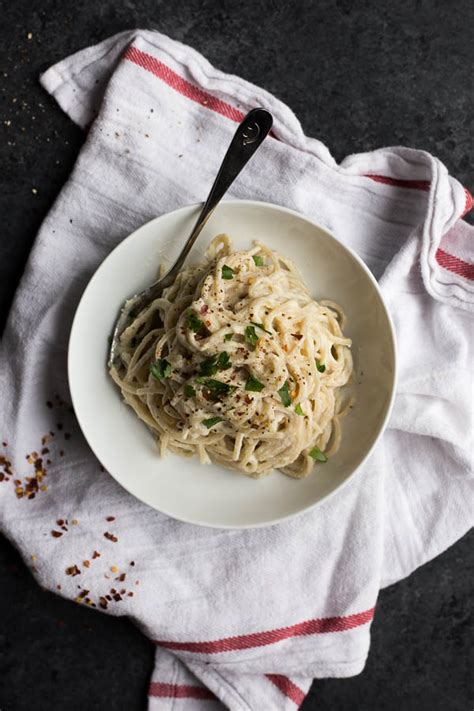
436, 248, 474, 280
154, 607, 375, 653
364, 174, 430, 191
149, 682, 216, 699
124, 46, 246, 123
266, 675, 306, 706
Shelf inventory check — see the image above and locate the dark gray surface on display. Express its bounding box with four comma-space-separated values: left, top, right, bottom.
0, 1, 473, 709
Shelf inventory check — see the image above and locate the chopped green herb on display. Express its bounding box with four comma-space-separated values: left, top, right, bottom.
309, 446, 328, 462
245, 325, 259, 348
222, 265, 235, 280
196, 378, 235, 397
295, 403, 304, 416
199, 352, 231, 376
203, 416, 224, 429
278, 380, 292, 407
316, 359, 326, 373
184, 385, 196, 398
150, 358, 171, 381
224, 333, 234, 341
251, 321, 271, 335
187, 310, 204, 332
199, 355, 218, 376
217, 351, 231, 370
252, 255, 264, 266
245, 375, 265, 392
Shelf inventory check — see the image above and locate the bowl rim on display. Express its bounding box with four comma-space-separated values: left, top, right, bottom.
68, 198, 398, 528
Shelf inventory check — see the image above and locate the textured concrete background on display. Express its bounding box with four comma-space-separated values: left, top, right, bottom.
0, 1, 473, 709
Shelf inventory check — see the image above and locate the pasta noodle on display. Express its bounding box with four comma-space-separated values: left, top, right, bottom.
110, 235, 353, 478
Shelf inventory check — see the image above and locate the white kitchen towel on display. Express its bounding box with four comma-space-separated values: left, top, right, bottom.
0, 30, 473, 710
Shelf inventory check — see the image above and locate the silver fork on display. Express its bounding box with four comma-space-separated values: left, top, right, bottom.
107, 107, 273, 369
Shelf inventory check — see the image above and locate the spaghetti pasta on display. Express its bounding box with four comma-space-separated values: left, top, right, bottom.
110, 235, 353, 478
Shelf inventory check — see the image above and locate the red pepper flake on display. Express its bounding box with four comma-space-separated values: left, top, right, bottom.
291, 333, 303, 340
130, 561, 135, 566
46, 401, 53, 408
14, 479, 21, 486
64, 433, 71, 440
99, 597, 108, 609
118, 573, 126, 582
0, 474, 4, 482
135, 580, 140, 585
104, 532, 118, 542
127, 592, 134, 597
110, 588, 117, 594
113, 594, 122, 602
57, 519, 65, 526
83, 560, 90, 568
41, 447, 49, 455
46, 459, 51, 465
51, 531, 63, 538
57, 423, 63, 431
200, 304, 209, 314
49, 431, 55, 437
105, 594, 112, 601
92, 550, 101, 559
2, 441, 7, 447
57, 584, 61, 590
120, 588, 126, 595
106, 516, 115, 522
65, 565, 81, 577
99, 465, 105, 472
77, 589, 89, 599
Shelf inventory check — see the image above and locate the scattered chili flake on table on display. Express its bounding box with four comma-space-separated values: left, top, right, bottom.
106, 516, 115, 522
46, 401, 53, 409
118, 573, 126, 582
51, 531, 63, 538
71, 519, 79, 525
92, 551, 101, 559
104, 532, 118, 542
110, 565, 118, 573
130, 561, 135, 566
83, 560, 90, 568
65, 565, 81, 577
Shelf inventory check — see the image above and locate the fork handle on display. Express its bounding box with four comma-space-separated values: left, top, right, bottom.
160, 108, 273, 288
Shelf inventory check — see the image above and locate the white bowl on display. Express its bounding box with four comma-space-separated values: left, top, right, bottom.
68, 200, 396, 528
